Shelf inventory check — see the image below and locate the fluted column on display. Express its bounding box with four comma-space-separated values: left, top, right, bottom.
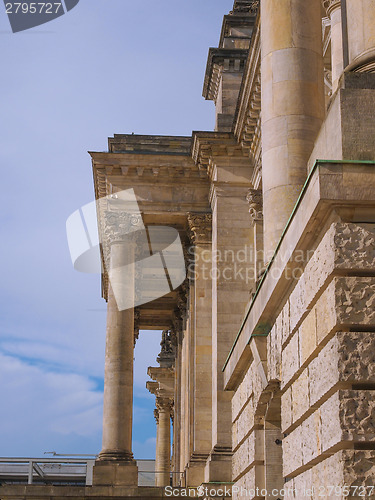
346, 0, 375, 71
261, 0, 326, 260
323, 0, 344, 91
155, 397, 173, 487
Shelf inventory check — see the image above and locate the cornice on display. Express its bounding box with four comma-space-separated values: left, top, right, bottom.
191, 131, 247, 177
203, 48, 249, 102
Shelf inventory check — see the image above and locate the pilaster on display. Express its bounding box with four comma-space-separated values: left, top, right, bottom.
184, 213, 213, 486
205, 157, 254, 483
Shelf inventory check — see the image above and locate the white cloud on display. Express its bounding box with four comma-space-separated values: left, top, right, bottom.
0, 352, 103, 455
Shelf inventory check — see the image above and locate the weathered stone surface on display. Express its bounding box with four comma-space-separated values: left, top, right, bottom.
321, 390, 375, 452
267, 323, 282, 381
281, 387, 292, 433
309, 331, 375, 406
298, 306, 317, 366
283, 427, 303, 477
301, 411, 322, 465
282, 223, 375, 343
291, 369, 309, 423
336, 277, 375, 325
281, 300, 290, 346
281, 332, 300, 388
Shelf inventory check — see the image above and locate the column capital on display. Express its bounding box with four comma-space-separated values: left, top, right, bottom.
103, 210, 143, 245
156, 396, 174, 416
154, 408, 159, 424
246, 188, 263, 224
157, 330, 177, 367
187, 212, 212, 245
322, 0, 341, 16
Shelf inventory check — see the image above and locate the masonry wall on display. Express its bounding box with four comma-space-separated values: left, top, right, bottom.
231, 222, 375, 499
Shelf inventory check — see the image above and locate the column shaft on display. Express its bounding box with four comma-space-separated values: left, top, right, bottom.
261, 0, 325, 260
99, 240, 135, 460
326, 1, 344, 91
156, 405, 171, 487
346, 0, 375, 69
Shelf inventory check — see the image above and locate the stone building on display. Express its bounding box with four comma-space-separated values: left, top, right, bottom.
2, 0, 375, 498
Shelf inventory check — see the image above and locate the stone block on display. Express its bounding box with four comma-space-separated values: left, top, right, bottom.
321, 390, 375, 452
281, 387, 292, 432
281, 332, 300, 388
281, 300, 290, 346
301, 411, 321, 465
92, 461, 138, 487
315, 279, 337, 345
267, 322, 282, 381
335, 277, 375, 326
309, 331, 375, 406
289, 280, 306, 334
291, 369, 309, 423
298, 306, 317, 366
283, 427, 303, 477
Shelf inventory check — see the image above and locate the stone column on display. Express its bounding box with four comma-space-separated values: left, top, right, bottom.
185, 213, 213, 486
155, 397, 173, 487
93, 215, 140, 486
154, 408, 160, 480
261, 0, 325, 261
324, 0, 344, 92
346, 0, 375, 70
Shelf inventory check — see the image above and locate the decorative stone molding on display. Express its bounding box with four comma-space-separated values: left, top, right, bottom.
153, 408, 159, 424
171, 314, 184, 344
322, 0, 341, 16
157, 330, 176, 368
103, 210, 143, 245
187, 212, 212, 245
134, 308, 140, 346
231, 0, 259, 14
246, 188, 263, 223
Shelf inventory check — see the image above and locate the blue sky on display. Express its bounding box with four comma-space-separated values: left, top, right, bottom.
0, 0, 233, 459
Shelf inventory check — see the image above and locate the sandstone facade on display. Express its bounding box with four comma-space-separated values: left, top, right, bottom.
3, 1, 375, 499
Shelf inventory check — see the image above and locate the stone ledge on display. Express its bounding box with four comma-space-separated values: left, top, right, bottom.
0, 485, 165, 499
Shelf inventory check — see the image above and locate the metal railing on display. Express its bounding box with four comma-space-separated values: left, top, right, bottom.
0, 457, 95, 486
0, 458, 186, 487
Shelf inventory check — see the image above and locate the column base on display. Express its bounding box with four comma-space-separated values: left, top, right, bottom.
92, 459, 138, 486
204, 446, 232, 483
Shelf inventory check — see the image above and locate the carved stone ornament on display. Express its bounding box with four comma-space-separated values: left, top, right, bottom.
134, 308, 141, 346
246, 188, 263, 223
322, 0, 341, 15
157, 330, 177, 367
187, 213, 212, 245
231, 0, 259, 14
103, 210, 143, 245
156, 397, 174, 416
153, 408, 159, 424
